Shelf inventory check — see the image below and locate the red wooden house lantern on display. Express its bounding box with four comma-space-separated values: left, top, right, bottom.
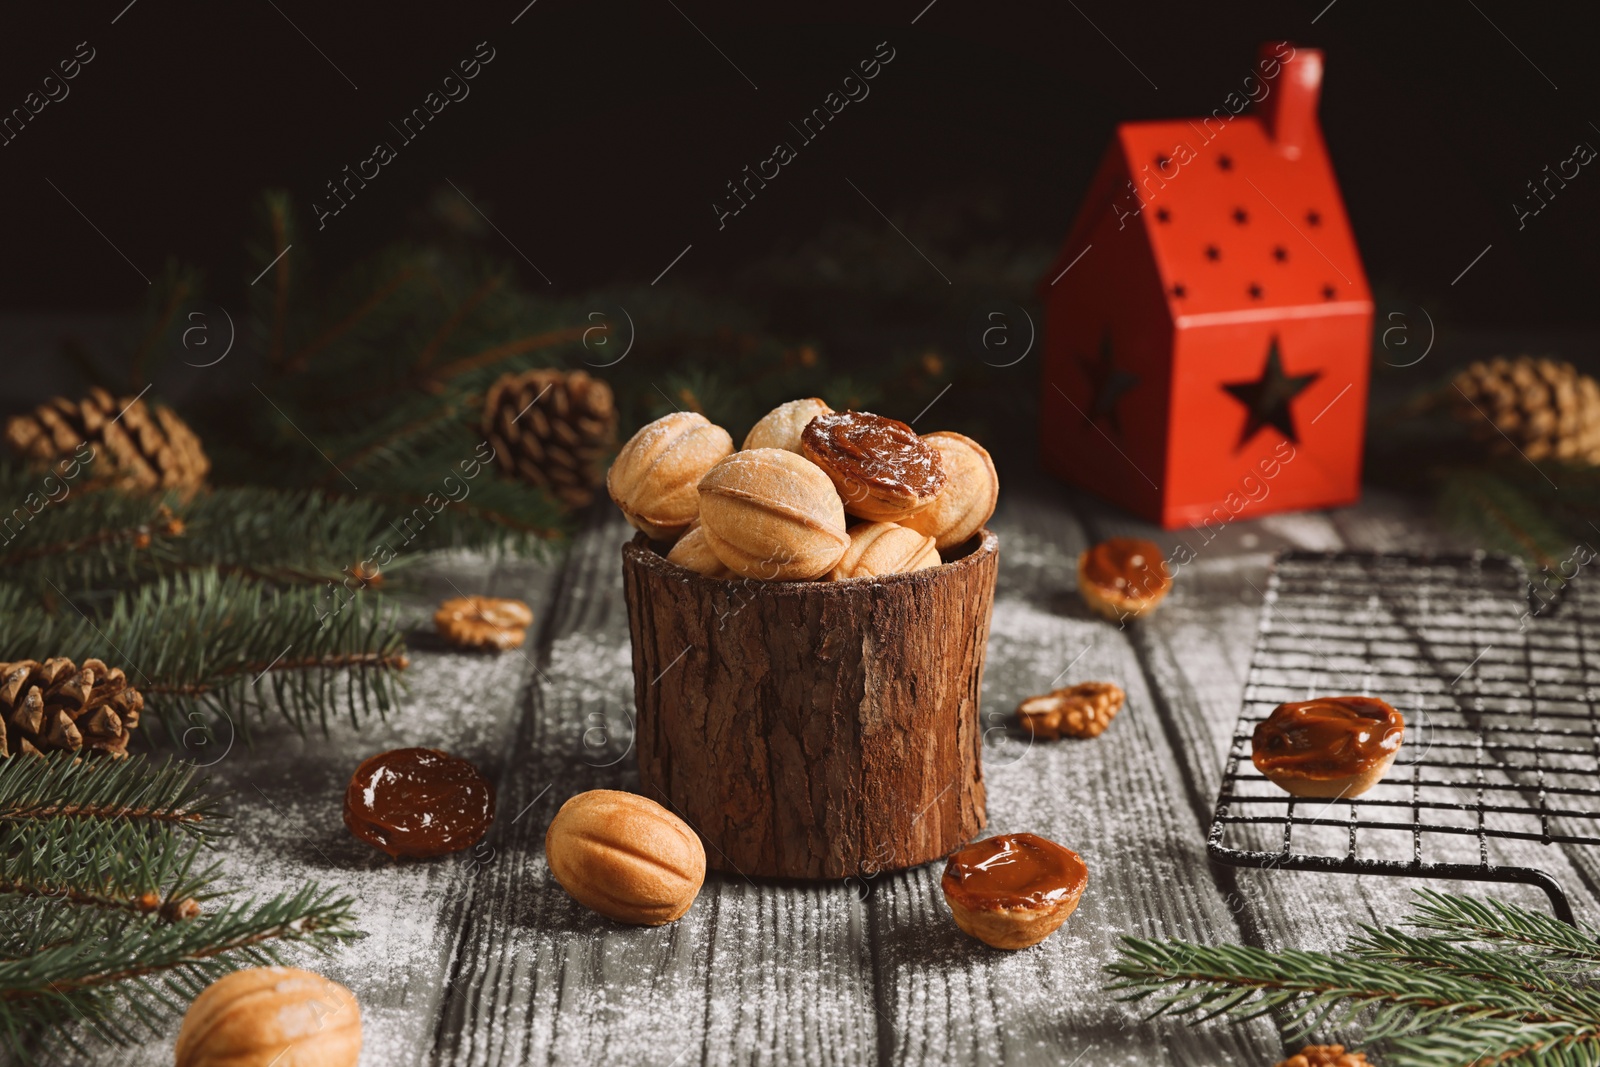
1038, 43, 1372, 530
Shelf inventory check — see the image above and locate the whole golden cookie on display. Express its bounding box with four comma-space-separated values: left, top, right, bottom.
829, 522, 940, 581
176, 966, 361, 1067
434, 596, 533, 651
665, 520, 735, 579
901, 431, 999, 551
697, 448, 849, 581
800, 410, 946, 522
607, 412, 734, 540
742, 398, 832, 454
545, 789, 707, 925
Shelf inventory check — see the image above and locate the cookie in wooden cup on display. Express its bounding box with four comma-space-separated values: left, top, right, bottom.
697, 448, 849, 581
606, 411, 734, 540
665, 520, 734, 579
743, 398, 832, 454
901, 431, 999, 551
801, 410, 946, 522
828, 522, 940, 581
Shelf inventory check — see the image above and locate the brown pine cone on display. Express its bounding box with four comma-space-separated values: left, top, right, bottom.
0, 657, 144, 759
1450, 355, 1600, 465
1276, 1045, 1372, 1067
4, 387, 210, 499
482, 368, 617, 507
1016, 682, 1126, 739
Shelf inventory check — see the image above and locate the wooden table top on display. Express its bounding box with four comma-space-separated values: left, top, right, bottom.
72, 462, 1586, 1067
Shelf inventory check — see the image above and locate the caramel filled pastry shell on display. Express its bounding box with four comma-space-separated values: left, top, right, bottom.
1077, 537, 1172, 621
941, 833, 1088, 950
1252, 696, 1405, 798
545, 789, 707, 925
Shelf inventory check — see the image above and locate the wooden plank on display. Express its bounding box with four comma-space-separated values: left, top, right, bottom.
429, 510, 882, 1067
862, 474, 1281, 1065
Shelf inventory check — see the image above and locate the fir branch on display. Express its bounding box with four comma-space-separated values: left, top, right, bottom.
413, 272, 507, 371
1106, 892, 1600, 1066
143, 649, 412, 696
128, 264, 199, 389
0, 885, 356, 1057
0, 481, 409, 593
1437, 467, 1570, 573
0, 756, 217, 835
423, 325, 589, 389
262, 190, 294, 370
0, 570, 408, 739
1404, 889, 1600, 965
1107, 937, 1559, 1036
282, 265, 419, 376
321, 399, 469, 486
4, 884, 355, 1001
368, 482, 565, 544
1350, 927, 1591, 1002
0, 820, 214, 922
0, 505, 183, 570
0, 753, 358, 1062
1386, 1017, 1600, 1067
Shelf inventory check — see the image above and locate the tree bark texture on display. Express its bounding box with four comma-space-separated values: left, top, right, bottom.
622, 529, 997, 879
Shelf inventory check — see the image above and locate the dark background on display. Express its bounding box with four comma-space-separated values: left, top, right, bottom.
1, 1, 1595, 328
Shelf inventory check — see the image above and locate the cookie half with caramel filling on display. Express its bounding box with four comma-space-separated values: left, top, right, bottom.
800, 411, 946, 522
1252, 696, 1405, 798
940, 833, 1088, 950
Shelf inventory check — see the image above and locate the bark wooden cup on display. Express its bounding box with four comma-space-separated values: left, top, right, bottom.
622, 528, 997, 879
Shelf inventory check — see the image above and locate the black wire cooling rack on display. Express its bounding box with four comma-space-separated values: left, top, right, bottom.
1207, 550, 1597, 923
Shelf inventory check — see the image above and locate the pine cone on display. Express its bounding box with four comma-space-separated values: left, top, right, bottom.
4, 387, 210, 498
1451, 355, 1600, 465
1016, 682, 1126, 739
482, 369, 617, 507
0, 657, 143, 759
1276, 1045, 1371, 1067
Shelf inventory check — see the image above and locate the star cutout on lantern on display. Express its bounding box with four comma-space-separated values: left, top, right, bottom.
1221, 338, 1321, 448
1081, 333, 1140, 435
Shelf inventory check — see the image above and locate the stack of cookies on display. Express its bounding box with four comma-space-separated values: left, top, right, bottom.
606, 399, 999, 582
